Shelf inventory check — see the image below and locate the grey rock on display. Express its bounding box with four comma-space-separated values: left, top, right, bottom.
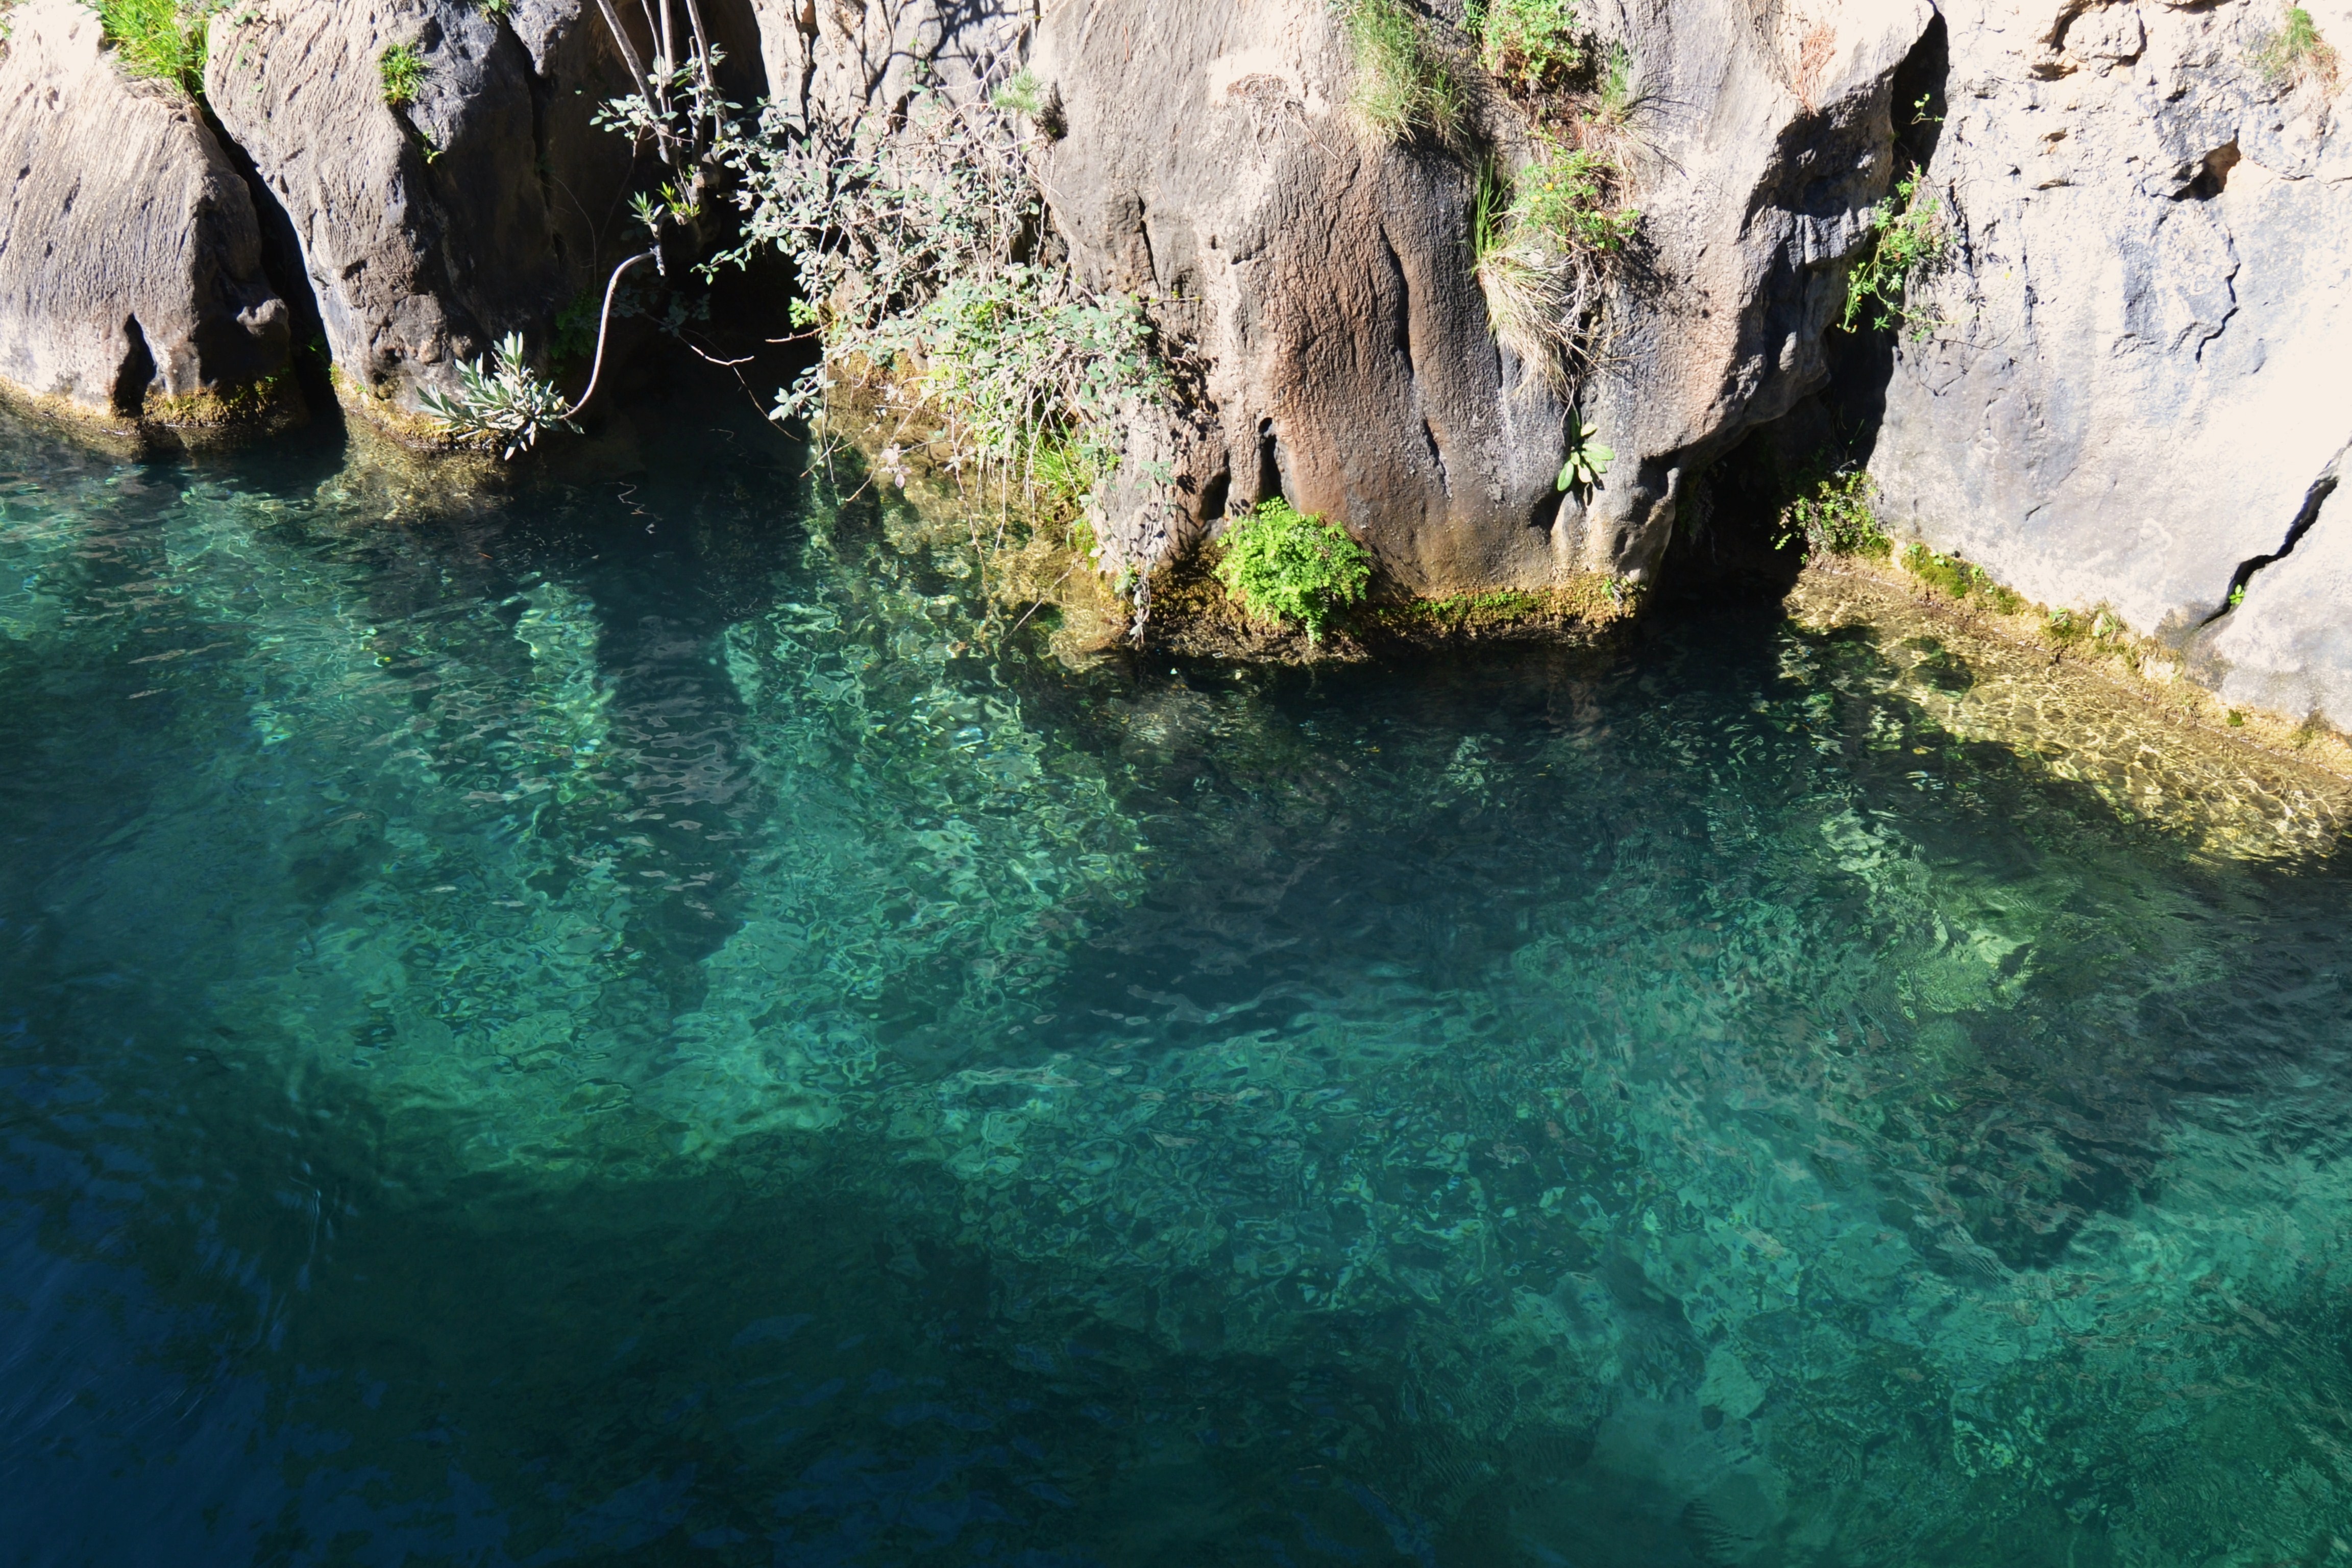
2194, 445, 2351, 726
759, 0, 1931, 592
0, 0, 290, 433
1868, 0, 2352, 723
204, 0, 644, 431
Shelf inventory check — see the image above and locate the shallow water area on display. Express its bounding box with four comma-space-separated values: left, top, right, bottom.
5, 398, 2352, 1567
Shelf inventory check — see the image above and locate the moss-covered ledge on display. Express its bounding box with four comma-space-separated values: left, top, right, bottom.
1139, 544, 1644, 664
1788, 553, 2352, 857
0, 369, 304, 455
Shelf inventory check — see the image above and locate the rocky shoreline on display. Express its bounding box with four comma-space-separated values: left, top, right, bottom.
0, 0, 2344, 749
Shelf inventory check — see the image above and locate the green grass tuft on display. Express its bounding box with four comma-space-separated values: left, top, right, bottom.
380, 41, 427, 108
1472, 141, 1637, 381
1334, 0, 1465, 145
2258, 5, 2341, 88
90, 0, 218, 96
1214, 499, 1374, 641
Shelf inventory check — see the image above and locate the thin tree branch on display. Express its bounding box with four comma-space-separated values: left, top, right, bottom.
572, 250, 660, 416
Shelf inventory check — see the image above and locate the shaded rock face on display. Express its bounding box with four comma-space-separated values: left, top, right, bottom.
0, 0, 290, 432
203, 0, 654, 428
760, 0, 1931, 591
1868, 0, 2352, 726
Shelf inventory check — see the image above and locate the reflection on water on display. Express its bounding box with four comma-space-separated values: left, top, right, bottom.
4, 401, 2351, 1566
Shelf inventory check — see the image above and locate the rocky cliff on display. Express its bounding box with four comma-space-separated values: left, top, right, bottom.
0, 0, 2345, 734
203, 0, 656, 431
1870, 0, 2352, 730
0, 0, 292, 439
764, 0, 1935, 594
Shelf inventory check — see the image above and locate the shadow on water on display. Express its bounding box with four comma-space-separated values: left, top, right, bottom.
6, 373, 2352, 1565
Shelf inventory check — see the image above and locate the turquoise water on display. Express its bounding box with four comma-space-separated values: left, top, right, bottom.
4, 400, 2351, 1568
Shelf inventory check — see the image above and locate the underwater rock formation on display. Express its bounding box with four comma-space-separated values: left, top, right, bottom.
0, 0, 292, 436
1867, 0, 2352, 728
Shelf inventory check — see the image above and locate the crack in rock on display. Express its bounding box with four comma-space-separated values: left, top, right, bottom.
2204, 442, 2347, 625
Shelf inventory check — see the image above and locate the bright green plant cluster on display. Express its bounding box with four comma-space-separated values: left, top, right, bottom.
1557, 412, 1612, 496
1774, 471, 1889, 557
1334, 0, 1466, 145
1214, 500, 1374, 641
89, 0, 218, 96
380, 41, 426, 108
1469, 0, 1584, 96
414, 333, 578, 459
2257, 5, 2341, 87
1842, 169, 1949, 333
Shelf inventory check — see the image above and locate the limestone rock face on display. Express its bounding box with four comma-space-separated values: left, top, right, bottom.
204, 0, 643, 430
761, 0, 1932, 591
1868, 0, 2352, 727
0, 0, 290, 432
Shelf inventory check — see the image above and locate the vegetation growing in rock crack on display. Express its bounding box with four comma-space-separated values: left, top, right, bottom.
1556, 412, 1612, 497
1468, 0, 1584, 96
723, 65, 1169, 530
1213, 499, 1375, 642
1589, 41, 1646, 132
1841, 169, 1950, 334
990, 67, 1064, 139
378, 42, 426, 108
418, 3, 748, 454
414, 334, 577, 459
1774, 471, 1889, 557
89, 0, 218, 96
2256, 5, 2341, 89
1334, 0, 1466, 145
1473, 140, 1638, 383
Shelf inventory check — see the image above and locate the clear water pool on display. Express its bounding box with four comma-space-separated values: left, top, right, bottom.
5, 400, 2350, 1566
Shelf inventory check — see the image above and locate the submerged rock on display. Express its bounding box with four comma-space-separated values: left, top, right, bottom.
0, 0, 293, 440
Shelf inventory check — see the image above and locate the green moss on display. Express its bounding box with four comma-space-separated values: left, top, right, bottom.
1898, 541, 2025, 613
142, 370, 299, 430
1367, 576, 1636, 633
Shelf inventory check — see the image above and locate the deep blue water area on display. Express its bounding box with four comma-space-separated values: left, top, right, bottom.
5, 400, 2351, 1567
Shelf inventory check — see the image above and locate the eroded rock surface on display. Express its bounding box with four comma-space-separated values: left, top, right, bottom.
762, 0, 1931, 592
1869, 0, 2352, 727
204, 0, 647, 432
0, 0, 290, 434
